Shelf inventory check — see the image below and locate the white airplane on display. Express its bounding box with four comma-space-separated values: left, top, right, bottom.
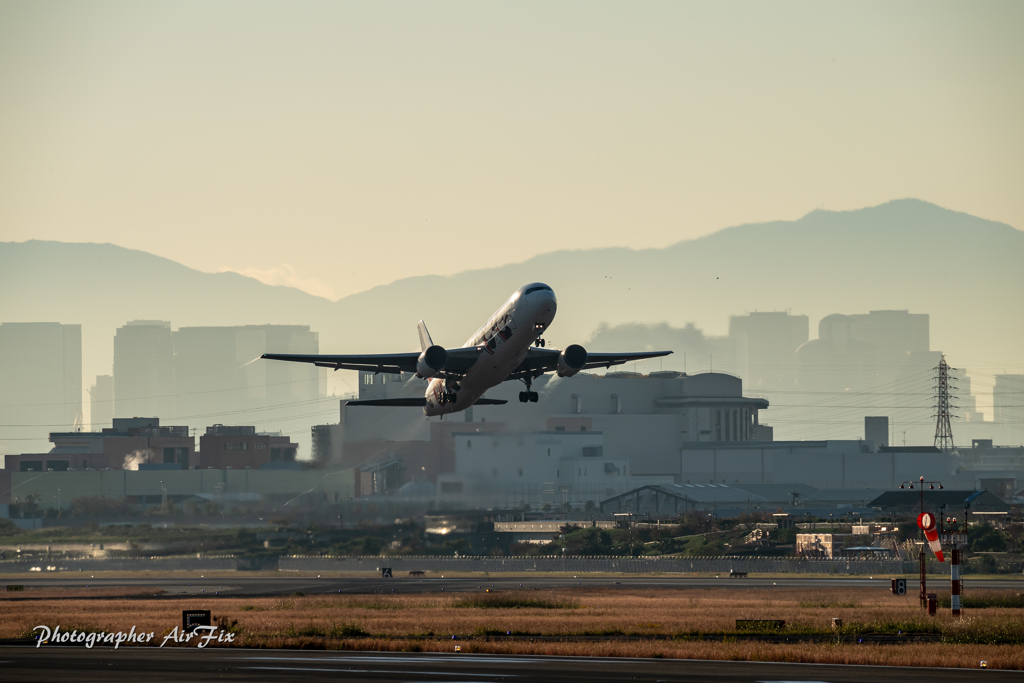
262, 283, 671, 417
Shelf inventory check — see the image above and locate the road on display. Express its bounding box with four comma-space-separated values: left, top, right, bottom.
2, 575, 1020, 597
5, 575, 1022, 597
0, 647, 1016, 683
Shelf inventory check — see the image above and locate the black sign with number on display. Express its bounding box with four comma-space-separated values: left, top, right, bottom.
183, 610, 212, 632
381, 567, 392, 578
891, 578, 906, 595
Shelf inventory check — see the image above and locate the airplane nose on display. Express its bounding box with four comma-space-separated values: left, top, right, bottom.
538, 291, 556, 311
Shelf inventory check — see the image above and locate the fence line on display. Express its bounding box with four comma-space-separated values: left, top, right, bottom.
279, 555, 910, 574
0, 555, 238, 572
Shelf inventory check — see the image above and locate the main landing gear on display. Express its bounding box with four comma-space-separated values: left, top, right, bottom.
518, 377, 539, 403
440, 381, 459, 405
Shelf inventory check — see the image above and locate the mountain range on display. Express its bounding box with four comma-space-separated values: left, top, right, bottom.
2, 199, 1022, 400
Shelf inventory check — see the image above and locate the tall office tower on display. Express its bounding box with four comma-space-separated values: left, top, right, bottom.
846, 309, 930, 359
949, 367, 984, 423
0, 322, 82, 454
89, 374, 114, 430
793, 310, 936, 443
173, 325, 322, 453
113, 321, 174, 419
865, 416, 889, 448
993, 374, 1024, 427
729, 312, 808, 391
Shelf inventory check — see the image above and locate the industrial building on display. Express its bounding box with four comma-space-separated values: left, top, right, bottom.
0, 417, 305, 518
3, 417, 194, 473
313, 369, 770, 498
598, 483, 884, 518
198, 424, 298, 470
307, 362, 1024, 507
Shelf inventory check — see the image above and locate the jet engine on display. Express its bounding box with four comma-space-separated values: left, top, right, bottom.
556, 344, 588, 377
416, 345, 448, 378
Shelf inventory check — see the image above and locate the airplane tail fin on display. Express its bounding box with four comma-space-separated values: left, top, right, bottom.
417, 321, 434, 352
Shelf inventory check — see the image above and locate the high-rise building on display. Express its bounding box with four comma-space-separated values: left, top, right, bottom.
729, 311, 808, 391
949, 367, 984, 423
172, 325, 322, 456
172, 324, 321, 421
797, 310, 931, 393
89, 374, 114, 430
993, 374, 1024, 427
865, 416, 889, 448
0, 322, 82, 454
790, 310, 938, 443
113, 321, 174, 419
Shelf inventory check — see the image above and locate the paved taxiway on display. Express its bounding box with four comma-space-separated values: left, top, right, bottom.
3, 575, 1020, 597
0, 647, 1017, 683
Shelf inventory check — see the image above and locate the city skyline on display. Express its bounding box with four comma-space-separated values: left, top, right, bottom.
1, 2, 1021, 300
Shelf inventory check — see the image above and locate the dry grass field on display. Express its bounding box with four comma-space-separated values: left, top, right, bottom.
2, 586, 1021, 670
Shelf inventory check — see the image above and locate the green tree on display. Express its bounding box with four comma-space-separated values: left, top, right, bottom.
0, 519, 21, 536
565, 527, 612, 555
359, 536, 384, 555
969, 524, 1007, 552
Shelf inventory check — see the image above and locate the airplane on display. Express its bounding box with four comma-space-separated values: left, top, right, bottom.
261, 282, 671, 417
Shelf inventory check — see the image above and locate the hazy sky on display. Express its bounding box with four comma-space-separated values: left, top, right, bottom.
1, 1, 1021, 300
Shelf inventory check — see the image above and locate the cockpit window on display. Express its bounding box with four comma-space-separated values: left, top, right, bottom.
524, 285, 552, 295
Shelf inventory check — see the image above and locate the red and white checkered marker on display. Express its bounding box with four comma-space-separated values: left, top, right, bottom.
917, 512, 944, 563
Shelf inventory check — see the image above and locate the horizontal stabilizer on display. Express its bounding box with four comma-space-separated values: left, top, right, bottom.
472, 398, 508, 405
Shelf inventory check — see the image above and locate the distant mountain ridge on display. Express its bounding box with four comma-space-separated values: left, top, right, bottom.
2, 199, 1022, 399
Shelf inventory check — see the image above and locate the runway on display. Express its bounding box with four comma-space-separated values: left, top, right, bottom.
0, 647, 1016, 683
3, 575, 1020, 597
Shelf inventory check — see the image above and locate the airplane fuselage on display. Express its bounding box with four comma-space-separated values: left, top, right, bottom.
424, 283, 557, 416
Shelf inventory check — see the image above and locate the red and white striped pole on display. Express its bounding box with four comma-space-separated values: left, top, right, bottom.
951, 546, 962, 615
947, 516, 964, 617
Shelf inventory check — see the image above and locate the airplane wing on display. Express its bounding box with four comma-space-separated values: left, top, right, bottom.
508, 348, 672, 381
345, 397, 508, 407
261, 347, 483, 377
